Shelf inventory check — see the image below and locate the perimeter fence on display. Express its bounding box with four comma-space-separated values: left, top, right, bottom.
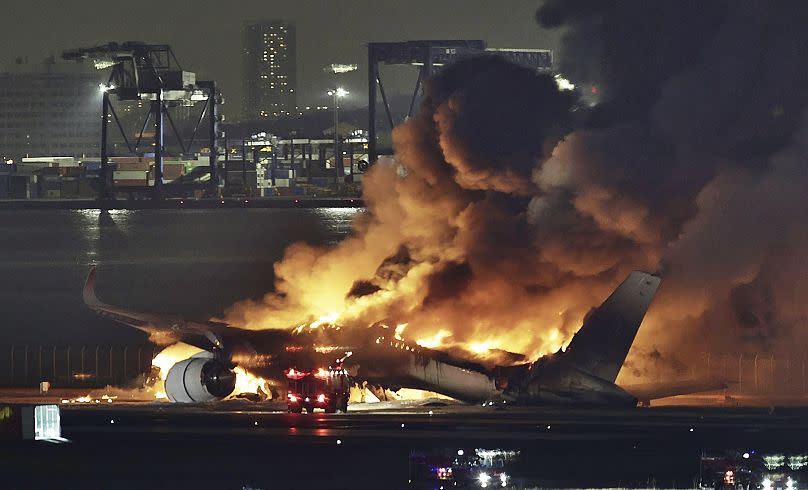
1, 346, 806, 396
0, 344, 156, 388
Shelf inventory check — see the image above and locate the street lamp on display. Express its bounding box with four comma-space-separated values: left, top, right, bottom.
327, 87, 349, 181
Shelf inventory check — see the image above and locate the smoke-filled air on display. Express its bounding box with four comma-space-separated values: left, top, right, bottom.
226, 1, 808, 384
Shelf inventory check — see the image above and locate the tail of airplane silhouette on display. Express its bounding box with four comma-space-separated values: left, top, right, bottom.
563, 271, 661, 383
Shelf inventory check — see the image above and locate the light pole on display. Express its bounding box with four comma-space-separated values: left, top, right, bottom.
327, 87, 349, 182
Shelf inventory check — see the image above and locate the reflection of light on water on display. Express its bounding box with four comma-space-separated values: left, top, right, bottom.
104, 209, 133, 225
315, 207, 363, 220
77, 209, 100, 219
74, 209, 101, 264
315, 208, 363, 244
73, 209, 134, 265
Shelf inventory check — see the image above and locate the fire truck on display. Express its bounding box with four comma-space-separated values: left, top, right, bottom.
285, 365, 351, 414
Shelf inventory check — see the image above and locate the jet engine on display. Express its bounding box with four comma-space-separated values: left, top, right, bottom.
165, 353, 236, 403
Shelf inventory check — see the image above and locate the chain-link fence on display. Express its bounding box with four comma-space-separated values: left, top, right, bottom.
2, 345, 805, 396
698, 352, 808, 396
0, 344, 155, 388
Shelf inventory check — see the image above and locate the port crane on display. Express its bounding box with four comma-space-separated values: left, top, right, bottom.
63, 42, 222, 199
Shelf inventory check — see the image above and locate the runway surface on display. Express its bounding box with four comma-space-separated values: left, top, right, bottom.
4, 398, 808, 489
57, 400, 808, 446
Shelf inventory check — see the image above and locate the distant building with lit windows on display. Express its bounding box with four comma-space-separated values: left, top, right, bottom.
0, 59, 101, 162
243, 20, 297, 121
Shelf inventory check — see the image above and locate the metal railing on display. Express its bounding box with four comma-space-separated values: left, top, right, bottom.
1, 344, 155, 388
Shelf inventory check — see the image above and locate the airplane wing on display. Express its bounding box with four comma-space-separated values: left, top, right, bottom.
83, 267, 228, 350
621, 378, 728, 404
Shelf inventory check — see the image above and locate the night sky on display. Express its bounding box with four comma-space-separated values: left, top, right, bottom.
2, 0, 561, 118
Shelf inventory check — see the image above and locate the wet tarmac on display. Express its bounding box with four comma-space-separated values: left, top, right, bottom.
4, 399, 808, 489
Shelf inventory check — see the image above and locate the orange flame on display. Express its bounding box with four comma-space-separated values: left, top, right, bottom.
149, 342, 272, 400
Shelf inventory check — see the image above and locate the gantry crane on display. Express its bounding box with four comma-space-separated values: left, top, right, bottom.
63, 42, 222, 200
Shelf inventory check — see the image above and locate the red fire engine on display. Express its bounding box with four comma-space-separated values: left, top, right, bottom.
285, 366, 351, 414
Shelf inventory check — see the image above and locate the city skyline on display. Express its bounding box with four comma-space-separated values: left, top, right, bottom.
0, 0, 561, 119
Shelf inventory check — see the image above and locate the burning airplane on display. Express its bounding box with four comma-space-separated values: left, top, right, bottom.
82, 50, 784, 406
84, 267, 719, 406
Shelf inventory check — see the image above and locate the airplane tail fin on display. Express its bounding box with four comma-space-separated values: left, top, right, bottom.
563, 271, 661, 383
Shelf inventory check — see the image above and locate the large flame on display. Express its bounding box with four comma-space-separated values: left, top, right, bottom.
222, 48, 808, 389
152, 342, 204, 381
149, 342, 272, 400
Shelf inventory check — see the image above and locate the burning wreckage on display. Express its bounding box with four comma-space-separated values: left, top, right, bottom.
80, 51, 771, 407
83, 267, 721, 407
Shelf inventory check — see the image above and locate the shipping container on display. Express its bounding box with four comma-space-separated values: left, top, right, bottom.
40, 176, 61, 191
162, 164, 185, 180
225, 162, 256, 172
187, 158, 210, 171
40, 167, 60, 176
113, 171, 148, 180
109, 156, 141, 165
226, 171, 257, 187
271, 168, 293, 179
115, 162, 150, 172
61, 178, 80, 198
60, 167, 82, 178
114, 179, 149, 187
310, 177, 332, 188
22, 157, 76, 167
79, 179, 95, 197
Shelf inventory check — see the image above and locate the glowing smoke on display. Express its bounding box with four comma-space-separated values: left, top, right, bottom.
536, 0, 808, 381
226, 56, 580, 359
227, 1, 808, 385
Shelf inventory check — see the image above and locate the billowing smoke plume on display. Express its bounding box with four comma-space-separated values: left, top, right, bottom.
228, 1, 808, 383
535, 0, 808, 380
227, 56, 601, 360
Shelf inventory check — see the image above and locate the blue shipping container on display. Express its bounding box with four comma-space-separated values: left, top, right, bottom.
272, 168, 292, 179
311, 177, 331, 187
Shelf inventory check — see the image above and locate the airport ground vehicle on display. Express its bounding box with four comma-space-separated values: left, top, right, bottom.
285, 366, 351, 413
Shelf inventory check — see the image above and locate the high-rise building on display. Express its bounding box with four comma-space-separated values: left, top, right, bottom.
0, 60, 102, 162
243, 20, 297, 121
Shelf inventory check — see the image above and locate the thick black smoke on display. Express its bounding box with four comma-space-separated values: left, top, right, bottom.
228, 1, 808, 389
227, 56, 602, 361
535, 0, 808, 380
